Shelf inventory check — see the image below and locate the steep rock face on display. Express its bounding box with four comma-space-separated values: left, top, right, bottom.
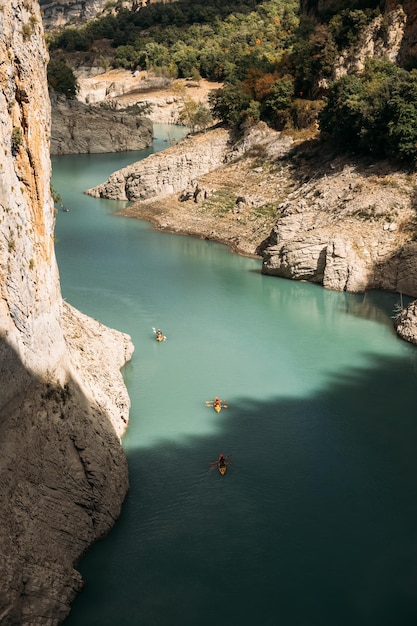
50, 93, 153, 155
0, 2, 132, 623
0, 0, 66, 383
86, 127, 233, 201
395, 300, 417, 344
40, 0, 178, 29
392, 0, 417, 64
261, 148, 417, 297
302, 0, 417, 68
333, 7, 406, 80
40, 0, 136, 28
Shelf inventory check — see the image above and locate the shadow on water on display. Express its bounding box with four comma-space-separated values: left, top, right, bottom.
263, 272, 415, 338
66, 351, 417, 626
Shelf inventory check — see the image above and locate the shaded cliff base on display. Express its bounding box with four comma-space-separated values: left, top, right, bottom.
0, 303, 133, 625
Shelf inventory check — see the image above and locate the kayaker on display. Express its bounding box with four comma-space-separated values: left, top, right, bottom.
156, 329, 164, 341
214, 396, 221, 409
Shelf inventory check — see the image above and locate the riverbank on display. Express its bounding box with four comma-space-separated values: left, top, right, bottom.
111, 123, 295, 257
114, 125, 417, 344
117, 147, 286, 257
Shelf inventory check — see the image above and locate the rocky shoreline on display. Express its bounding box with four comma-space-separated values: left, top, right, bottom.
88, 124, 417, 345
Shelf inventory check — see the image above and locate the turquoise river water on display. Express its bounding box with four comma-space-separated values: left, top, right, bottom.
54, 125, 417, 626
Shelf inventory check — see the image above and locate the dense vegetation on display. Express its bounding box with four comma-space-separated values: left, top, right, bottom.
47, 0, 417, 164
320, 59, 417, 163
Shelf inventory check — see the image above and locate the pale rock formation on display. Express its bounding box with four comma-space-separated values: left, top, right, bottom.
395, 300, 417, 345
86, 127, 232, 201
40, 0, 179, 29
76, 72, 183, 124
261, 151, 417, 297
333, 7, 407, 80
40, 0, 137, 29
76, 70, 222, 125
0, 2, 133, 623
50, 93, 153, 155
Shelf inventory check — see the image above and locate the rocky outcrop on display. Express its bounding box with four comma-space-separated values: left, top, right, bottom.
395, 300, 417, 344
75, 69, 222, 125
50, 94, 153, 155
1, 2, 132, 623
86, 127, 233, 201
40, 0, 136, 29
40, 0, 178, 30
302, 0, 417, 69
261, 146, 417, 297
333, 7, 406, 80
77, 73, 187, 125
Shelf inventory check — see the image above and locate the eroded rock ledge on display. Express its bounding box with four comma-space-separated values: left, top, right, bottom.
261, 150, 417, 297
86, 127, 234, 201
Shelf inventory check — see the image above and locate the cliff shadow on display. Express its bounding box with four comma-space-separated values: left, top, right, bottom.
66, 351, 417, 626
278, 136, 414, 186
0, 334, 128, 626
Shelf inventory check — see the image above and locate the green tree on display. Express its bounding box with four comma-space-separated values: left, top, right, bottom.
47, 60, 78, 98
209, 83, 252, 128
178, 98, 213, 131
319, 58, 417, 163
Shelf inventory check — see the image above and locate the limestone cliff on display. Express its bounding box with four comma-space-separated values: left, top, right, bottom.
50, 93, 153, 155
260, 144, 417, 297
301, 0, 417, 68
86, 127, 233, 201
40, 0, 137, 29
40, 0, 178, 30
0, 2, 132, 623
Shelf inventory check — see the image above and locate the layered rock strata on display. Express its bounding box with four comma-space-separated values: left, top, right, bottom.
50, 94, 153, 155
0, 2, 132, 623
260, 149, 417, 298
86, 127, 233, 201
40, 0, 137, 29
40, 0, 178, 29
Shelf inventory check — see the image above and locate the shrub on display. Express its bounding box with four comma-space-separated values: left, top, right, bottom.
47, 60, 78, 97
319, 58, 417, 163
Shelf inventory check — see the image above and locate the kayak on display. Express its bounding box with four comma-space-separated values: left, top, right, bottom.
211, 454, 231, 475
153, 327, 166, 341
206, 398, 227, 412
218, 463, 227, 475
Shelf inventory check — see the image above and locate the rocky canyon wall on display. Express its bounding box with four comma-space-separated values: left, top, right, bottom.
40, 0, 179, 29
50, 93, 153, 155
39, 0, 136, 29
0, 2, 132, 623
